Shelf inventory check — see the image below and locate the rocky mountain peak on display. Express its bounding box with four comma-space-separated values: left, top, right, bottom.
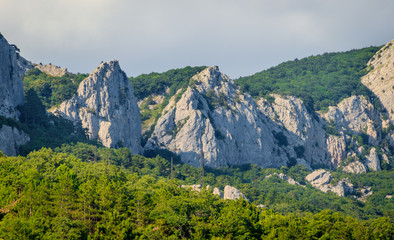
192, 66, 235, 95
53, 60, 142, 154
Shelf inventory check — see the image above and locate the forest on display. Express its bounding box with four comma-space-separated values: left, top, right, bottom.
235, 47, 380, 112
0, 145, 392, 239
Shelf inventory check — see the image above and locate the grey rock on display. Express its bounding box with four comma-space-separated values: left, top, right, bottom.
0, 34, 27, 119
0, 125, 30, 156
145, 66, 289, 168
331, 178, 354, 197
362, 40, 394, 122
52, 60, 141, 154
305, 169, 332, 192
265, 173, 301, 186
365, 148, 381, 172
213, 187, 223, 198
343, 161, 367, 174
34, 63, 67, 77
223, 185, 247, 201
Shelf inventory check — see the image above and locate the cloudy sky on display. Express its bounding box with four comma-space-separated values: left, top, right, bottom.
1, 0, 393, 78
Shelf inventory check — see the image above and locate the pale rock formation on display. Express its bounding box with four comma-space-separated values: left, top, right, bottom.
326, 135, 347, 168
52, 60, 141, 154
343, 161, 367, 174
0, 34, 27, 119
365, 148, 381, 172
330, 178, 354, 197
305, 169, 332, 193
323, 96, 381, 146
213, 187, 223, 198
223, 185, 247, 201
0, 34, 30, 155
34, 63, 68, 77
306, 170, 356, 197
258, 95, 326, 168
0, 125, 30, 156
145, 66, 289, 168
362, 40, 394, 121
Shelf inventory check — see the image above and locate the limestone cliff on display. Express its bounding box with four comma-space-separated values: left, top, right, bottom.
0, 34, 27, 119
53, 60, 142, 154
362, 40, 394, 121
145, 66, 291, 168
0, 34, 30, 155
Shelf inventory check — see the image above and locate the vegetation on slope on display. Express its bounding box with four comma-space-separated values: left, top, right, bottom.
129, 66, 206, 100
0, 147, 392, 239
16, 88, 94, 155
23, 68, 88, 108
236, 47, 380, 112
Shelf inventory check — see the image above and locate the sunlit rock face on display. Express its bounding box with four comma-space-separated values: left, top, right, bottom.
53, 60, 142, 154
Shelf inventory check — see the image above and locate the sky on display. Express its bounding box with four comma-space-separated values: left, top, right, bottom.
0, 0, 393, 79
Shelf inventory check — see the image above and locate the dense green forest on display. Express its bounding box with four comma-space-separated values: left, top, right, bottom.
0, 146, 392, 239
236, 47, 380, 112
23, 68, 88, 108
129, 66, 206, 100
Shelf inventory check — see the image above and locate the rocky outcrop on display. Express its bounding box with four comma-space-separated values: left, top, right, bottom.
145, 66, 291, 168
0, 34, 27, 119
343, 161, 367, 174
223, 185, 247, 201
0, 125, 30, 156
213, 187, 223, 198
265, 173, 301, 186
362, 40, 394, 121
305, 169, 332, 193
258, 95, 327, 168
305, 169, 371, 198
365, 148, 381, 172
52, 60, 141, 154
34, 63, 68, 77
0, 34, 30, 155
330, 178, 354, 197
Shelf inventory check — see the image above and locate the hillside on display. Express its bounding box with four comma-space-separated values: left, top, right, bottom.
0, 146, 392, 239
236, 47, 380, 112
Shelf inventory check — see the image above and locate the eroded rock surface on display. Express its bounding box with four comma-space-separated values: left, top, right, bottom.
53, 60, 141, 154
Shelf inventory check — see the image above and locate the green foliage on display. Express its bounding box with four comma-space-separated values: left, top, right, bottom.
130, 66, 206, 100
236, 47, 380, 111
16, 89, 94, 155
0, 148, 392, 239
23, 68, 88, 108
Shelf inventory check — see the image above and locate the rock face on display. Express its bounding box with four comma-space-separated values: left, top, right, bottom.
362, 40, 394, 122
258, 95, 327, 168
0, 125, 30, 156
34, 63, 67, 77
53, 60, 142, 154
365, 148, 381, 172
223, 185, 247, 201
0, 34, 30, 155
305, 169, 332, 193
0, 34, 27, 119
343, 161, 367, 174
145, 66, 291, 168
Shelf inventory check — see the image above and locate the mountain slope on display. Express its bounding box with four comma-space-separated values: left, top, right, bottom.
236, 47, 380, 111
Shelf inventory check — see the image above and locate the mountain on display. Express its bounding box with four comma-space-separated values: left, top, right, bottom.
143, 44, 394, 172
52, 60, 142, 154
0, 34, 30, 155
